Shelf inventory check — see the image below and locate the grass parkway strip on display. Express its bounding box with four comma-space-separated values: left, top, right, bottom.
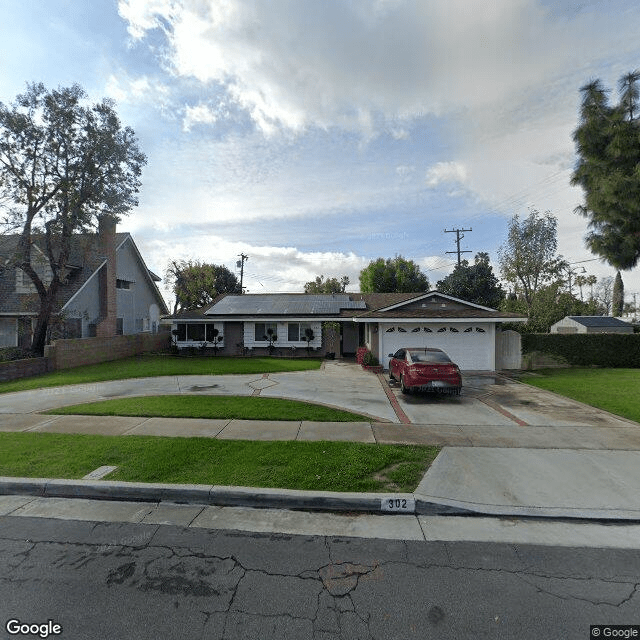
0, 432, 439, 493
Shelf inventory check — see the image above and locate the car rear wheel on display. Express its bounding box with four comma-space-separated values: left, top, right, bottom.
400, 375, 410, 395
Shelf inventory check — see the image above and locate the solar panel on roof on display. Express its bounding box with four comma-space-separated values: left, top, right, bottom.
206, 294, 366, 315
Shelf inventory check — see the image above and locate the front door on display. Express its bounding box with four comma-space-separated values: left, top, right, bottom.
341, 322, 359, 356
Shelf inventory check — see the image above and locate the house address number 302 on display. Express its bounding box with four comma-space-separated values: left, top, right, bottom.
380, 497, 415, 513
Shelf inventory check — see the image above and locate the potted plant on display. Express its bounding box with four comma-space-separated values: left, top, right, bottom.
361, 350, 383, 373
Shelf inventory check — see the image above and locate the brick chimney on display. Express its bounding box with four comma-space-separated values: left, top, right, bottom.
96, 215, 117, 338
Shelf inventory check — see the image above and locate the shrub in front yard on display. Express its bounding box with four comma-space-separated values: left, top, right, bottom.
521, 333, 640, 368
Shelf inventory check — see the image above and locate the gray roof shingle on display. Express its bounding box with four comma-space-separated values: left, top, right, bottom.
568, 316, 633, 328
0, 232, 166, 315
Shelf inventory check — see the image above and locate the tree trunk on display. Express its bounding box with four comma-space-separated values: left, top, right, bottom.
30, 281, 60, 356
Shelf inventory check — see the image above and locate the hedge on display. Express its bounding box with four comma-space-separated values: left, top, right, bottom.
521, 333, 640, 368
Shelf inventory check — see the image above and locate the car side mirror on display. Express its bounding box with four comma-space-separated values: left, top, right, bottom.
388, 353, 394, 357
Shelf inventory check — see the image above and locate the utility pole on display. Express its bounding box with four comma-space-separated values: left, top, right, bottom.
236, 253, 249, 294
444, 228, 472, 265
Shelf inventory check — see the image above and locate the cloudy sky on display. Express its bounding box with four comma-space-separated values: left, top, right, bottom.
2, 0, 640, 307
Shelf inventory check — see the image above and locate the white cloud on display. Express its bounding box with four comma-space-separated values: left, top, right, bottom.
105, 72, 170, 107
133, 230, 369, 299
182, 103, 218, 131
425, 161, 468, 188
118, 0, 607, 135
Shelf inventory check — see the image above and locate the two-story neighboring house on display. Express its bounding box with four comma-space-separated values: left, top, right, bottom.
0, 218, 168, 348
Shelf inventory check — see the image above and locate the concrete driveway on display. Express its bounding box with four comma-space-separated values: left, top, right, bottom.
385, 371, 636, 429
0, 361, 398, 423
0, 361, 636, 434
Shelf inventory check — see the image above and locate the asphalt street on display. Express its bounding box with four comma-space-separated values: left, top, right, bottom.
1, 516, 639, 640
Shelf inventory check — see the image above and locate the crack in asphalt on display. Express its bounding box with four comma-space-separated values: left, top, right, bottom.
3, 529, 640, 638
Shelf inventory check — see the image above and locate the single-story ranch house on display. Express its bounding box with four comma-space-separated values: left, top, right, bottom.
166, 291, 526, 371
550, 316, 634, 334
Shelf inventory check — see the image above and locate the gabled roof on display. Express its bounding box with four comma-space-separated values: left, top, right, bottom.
0, 231, 167, 315
566, 316, 634, 328
167, 291, 525, 322
344, 291, 521, 319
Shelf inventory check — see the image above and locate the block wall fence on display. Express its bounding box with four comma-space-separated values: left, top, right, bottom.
44, 332, 171, 371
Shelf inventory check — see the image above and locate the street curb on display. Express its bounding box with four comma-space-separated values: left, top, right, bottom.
6, 477, 640, 521
0, 477, 472, 516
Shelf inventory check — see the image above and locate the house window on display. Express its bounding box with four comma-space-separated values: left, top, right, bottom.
135, 318, 144, 332
64, 319, 82, 339
287, 322, 313, 342
206, 324, 222, 342
175, 323, 187, 341
116, 279, 132, 290
0, 318, 17, 348
288, 323, 300, 341
188, 323, 205, 341
255, 322, 277, 341
116, 318, 124, 335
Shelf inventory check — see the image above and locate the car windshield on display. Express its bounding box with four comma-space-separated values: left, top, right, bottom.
408, 350, 452, 364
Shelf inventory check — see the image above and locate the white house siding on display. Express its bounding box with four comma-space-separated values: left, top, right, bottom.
243, 321, 322, 350
550, 317, 583, 334
550, 317, 634, 334
379, 322, 495, 371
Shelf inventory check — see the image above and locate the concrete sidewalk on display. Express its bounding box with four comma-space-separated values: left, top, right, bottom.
3, 443, 640, 520
2, 415, 640, 520
1, 362, 640, 523
3, 412, 640, 450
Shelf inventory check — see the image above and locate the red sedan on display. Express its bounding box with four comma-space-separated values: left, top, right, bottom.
388, 348, 462, 395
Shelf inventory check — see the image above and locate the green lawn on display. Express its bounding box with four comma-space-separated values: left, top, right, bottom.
523, 368, 640, 423
0, 355, 322, 394
0, 432, 439, 493
46, 395, 370, 422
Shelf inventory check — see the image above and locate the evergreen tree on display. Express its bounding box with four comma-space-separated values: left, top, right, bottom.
612, 271, 624, 316
304, 275, 349, 293
359, 256, 429, 293
571, 71, 640, 270
165, 260, 241, 313
437, 252, 505, 308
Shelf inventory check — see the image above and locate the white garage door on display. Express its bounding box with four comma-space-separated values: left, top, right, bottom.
380, 323, 494, 371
